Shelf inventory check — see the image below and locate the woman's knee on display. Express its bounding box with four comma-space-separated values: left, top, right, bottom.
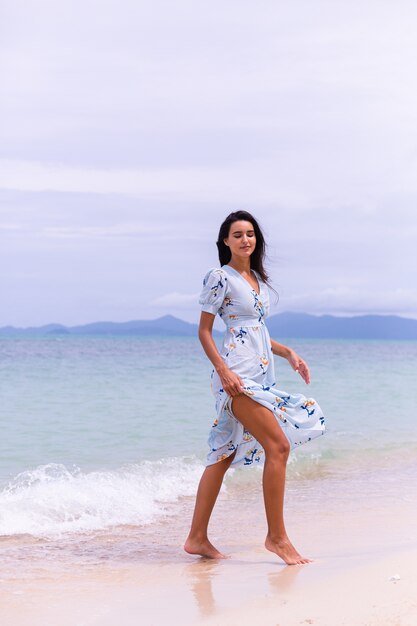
265, 437, 290, 461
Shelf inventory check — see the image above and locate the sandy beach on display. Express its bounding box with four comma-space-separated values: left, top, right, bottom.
2, 0, 417, 618
2, 336, 417, 625
1, 458, 416, 626
1, 529, 416, 626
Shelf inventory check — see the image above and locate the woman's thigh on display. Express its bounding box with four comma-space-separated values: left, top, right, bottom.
230, 393, 290, 453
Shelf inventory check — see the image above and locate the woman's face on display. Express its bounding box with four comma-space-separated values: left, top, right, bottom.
223, 220, 256, 259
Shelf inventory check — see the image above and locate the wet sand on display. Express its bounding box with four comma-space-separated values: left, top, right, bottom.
1, 540, 416, 626
1, 460, 416, 626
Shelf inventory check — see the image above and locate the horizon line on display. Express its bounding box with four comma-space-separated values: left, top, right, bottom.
1, 310, 417, 329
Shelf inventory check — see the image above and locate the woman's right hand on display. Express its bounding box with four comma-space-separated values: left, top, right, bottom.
216, 365, 245, 397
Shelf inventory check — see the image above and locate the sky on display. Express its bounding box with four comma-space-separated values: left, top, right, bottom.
1, 0, 416, 327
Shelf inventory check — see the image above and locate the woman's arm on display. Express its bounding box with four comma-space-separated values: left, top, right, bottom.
198, 312, 244, 396
270, 339, 291, 358
270, 338, 311, 384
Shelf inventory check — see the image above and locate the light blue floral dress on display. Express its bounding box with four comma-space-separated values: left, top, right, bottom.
199, 264, 326, 467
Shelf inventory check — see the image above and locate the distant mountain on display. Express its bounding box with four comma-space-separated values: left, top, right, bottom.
67, 315, 199, 336
1, 312, 417, 339
265, 312, 417, 340
0, 315, 201, 337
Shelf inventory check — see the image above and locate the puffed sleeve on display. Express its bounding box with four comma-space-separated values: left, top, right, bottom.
198, 268, 228, 315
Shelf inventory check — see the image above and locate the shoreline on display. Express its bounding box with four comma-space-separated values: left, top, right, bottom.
1, 538, 416, 626
1, 465, 416, 626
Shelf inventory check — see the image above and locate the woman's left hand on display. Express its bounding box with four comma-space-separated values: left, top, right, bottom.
286, 348, 310, 384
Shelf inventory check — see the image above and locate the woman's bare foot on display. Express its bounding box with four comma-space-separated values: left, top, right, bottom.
184, 536, 229, 559
265, 535, 313, 565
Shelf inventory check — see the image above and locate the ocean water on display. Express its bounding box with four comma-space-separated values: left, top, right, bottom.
1, 335, 417, 542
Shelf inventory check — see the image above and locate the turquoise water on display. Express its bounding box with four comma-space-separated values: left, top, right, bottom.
1, 335, 417, 537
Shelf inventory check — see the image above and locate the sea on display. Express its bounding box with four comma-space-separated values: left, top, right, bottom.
1, 334, 417, 577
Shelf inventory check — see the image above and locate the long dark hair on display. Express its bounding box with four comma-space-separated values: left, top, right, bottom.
216, 210, 279, 302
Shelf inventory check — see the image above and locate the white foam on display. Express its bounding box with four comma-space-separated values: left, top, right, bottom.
0, 457, 206, 538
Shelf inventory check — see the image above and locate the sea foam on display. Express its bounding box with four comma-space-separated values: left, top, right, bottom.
0, 456, 205, 538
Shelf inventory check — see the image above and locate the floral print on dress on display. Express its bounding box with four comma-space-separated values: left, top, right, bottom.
243, 430, 254, 442
234, 327, 248, 344
199, 265, 326, 468
259, 354, 269, 374
252, 291, 265, 323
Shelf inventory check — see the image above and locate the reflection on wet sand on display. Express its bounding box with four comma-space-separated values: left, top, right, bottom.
184, 558, 221, 618
267, 561, 306, 593
184, 553, 306, 619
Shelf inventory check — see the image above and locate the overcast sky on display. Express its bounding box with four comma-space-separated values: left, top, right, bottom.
1, 0, 416, 326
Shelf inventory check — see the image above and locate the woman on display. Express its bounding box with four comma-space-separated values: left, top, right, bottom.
184, 211, 326, 565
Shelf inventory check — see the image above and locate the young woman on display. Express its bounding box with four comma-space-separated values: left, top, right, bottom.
184, 211, 326, 565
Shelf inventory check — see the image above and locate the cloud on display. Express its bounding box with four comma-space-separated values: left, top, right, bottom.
276, 286, 417, 319
150, 292, 199, 309
1, 156, 416, 214
1, 0, 416, 325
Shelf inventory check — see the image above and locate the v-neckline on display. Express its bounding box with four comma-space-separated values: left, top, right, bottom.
223, 264, 261, 296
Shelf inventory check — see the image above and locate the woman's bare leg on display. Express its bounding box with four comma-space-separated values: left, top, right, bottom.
230, 394, 313, 565
184, 450, 236, 559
